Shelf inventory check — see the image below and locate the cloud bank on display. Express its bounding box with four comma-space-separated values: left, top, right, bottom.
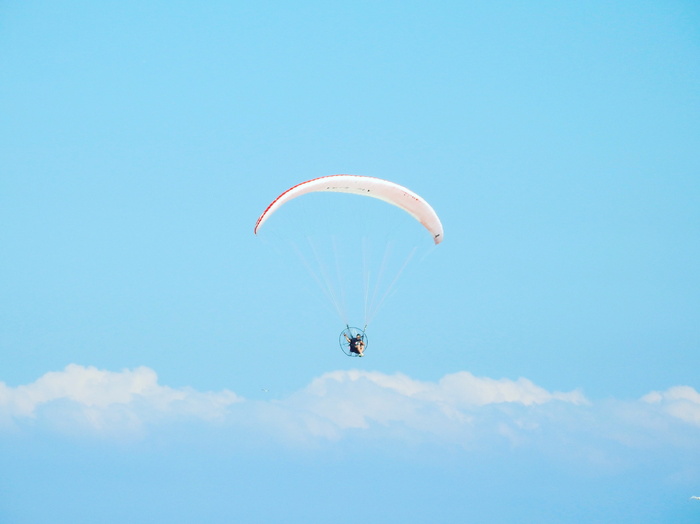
1, 365, 699, 459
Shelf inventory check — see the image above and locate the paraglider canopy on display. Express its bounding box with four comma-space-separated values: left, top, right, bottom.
254, 174, 443, 244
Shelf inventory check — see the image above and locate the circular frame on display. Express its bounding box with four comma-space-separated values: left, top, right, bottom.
339, 326, 368, 357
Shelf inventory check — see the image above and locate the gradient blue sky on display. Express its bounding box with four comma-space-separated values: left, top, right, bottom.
2, 1, 700, 523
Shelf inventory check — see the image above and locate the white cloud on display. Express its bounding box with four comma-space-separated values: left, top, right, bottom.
0, 364, 240, 436
284, 370, 587, 440
642, 386, 700, 426
304, 369, 588, 407
432, 371, 588, 407
1, 365, 699, 458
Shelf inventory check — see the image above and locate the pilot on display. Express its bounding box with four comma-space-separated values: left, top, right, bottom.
344, 332, 365, 357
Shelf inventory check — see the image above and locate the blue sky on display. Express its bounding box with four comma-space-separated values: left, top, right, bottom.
1, 1, 699, 522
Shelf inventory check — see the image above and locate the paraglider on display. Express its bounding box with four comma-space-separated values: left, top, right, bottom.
255, 174, 443, 357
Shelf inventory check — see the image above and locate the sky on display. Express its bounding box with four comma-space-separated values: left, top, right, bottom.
1, 1, 699, 522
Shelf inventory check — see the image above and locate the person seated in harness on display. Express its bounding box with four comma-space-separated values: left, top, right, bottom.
344, 332, 365, 357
